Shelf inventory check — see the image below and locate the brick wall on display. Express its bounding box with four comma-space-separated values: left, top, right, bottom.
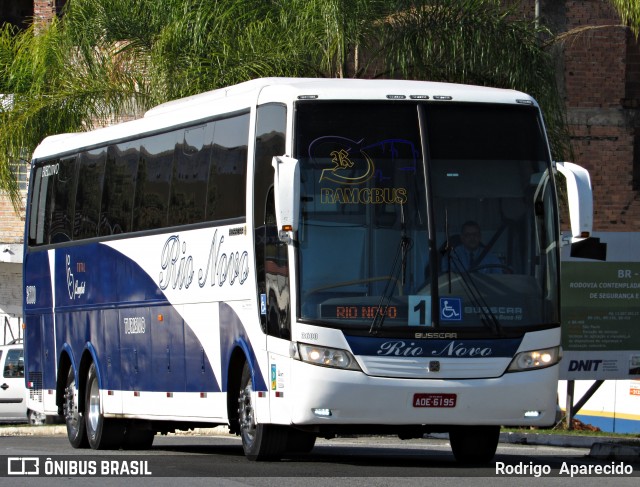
0, 262, 23, 345
33, 0, 55, 25
537, 1, 640, 231
0, 194, 25, 244
514, 1, 640, 231
561, 1, 640, 230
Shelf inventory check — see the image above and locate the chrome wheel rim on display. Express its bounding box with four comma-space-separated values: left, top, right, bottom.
64, 372, 80, 433
238, 380, 256, 447
87, 376, 100, 434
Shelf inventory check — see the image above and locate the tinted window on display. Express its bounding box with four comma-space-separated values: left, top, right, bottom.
28, 166, 44, 246
134, 132, 177, 231
254, 104, 286, 226
425, 104, 546, 161
74, 148, 106, 240
29, 111, 250, 247
168, 123, 213, 226
207, 113, 249, 220
100, 142, 138, 236
49, 156, 78, 243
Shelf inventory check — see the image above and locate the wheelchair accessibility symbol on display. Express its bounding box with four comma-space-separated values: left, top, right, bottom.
440, 298, 462, 322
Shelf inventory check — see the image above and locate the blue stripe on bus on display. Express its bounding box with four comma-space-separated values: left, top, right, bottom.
25, 243, 262, 394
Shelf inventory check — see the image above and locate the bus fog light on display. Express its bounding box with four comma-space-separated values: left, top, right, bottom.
312, 408, 332, 417
507, 346, 561, 372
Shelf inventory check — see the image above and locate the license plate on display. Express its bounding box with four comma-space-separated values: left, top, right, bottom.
413, 393, 457, 408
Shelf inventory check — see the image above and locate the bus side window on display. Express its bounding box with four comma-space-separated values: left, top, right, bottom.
264, 189, 291, 340
134, 132, 176, 231
101, 142, 138, 236
49, 156, 78, 244
28, 166, 45, 246
207, 113, 249, 221
74, 148, 106, 240
168, 123, 211, 226
254, 103, 287, 334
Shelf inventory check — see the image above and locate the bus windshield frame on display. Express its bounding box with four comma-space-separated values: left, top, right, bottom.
293, 100, 560, 337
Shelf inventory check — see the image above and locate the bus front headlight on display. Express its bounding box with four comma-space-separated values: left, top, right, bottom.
292, 343, 361, 371
507, 346, 561, 372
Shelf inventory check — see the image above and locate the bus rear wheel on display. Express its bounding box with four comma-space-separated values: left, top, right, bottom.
237, 362, 288, 461
449, 425, 500, 464
85, 363, 125, 449
63, 367, 88, 449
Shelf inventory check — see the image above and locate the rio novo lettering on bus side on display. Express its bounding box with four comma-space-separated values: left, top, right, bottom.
158, 229, 250, 291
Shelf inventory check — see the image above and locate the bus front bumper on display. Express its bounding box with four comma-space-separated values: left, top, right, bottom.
287, 360, 559, 428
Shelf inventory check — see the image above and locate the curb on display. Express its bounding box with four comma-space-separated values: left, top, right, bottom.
0, 424, 231, 437
589, 442, 640, 462
500, 431, 607, 448
0, 425, 67, 437
500, 432, 640, 462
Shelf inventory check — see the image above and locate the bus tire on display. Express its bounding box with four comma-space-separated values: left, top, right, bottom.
238, 362, 288, 461
63, 367, 88, 449
85, 363, 125, 449
449, 425, 500, 464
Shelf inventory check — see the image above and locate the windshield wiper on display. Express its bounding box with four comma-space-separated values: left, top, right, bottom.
369, 232, 411, 336
445, 248, 503, 336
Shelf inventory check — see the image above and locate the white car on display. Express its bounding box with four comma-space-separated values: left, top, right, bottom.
0, 340, 48, 424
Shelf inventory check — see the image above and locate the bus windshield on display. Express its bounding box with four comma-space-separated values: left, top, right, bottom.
295, 101, 559, 335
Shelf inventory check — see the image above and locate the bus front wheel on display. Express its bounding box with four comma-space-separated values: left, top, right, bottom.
237, 362, 288, 461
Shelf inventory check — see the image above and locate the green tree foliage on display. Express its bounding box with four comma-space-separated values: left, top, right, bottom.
610, 0, 640, 37
0, 0, 574, 207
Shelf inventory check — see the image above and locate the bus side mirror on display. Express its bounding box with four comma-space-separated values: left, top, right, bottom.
555, 161, 592, 240
272, 155, 300, 236
555, 161, 606, 260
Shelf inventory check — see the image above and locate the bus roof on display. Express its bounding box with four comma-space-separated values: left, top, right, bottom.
31, 77, 537, 161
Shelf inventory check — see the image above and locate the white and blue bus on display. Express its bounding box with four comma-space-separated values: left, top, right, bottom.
23, 78, 595, 462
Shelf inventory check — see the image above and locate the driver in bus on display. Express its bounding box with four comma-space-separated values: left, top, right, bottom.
441, 220, 503, 274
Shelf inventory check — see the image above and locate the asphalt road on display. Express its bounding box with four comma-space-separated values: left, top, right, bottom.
0, 431, 638, 486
